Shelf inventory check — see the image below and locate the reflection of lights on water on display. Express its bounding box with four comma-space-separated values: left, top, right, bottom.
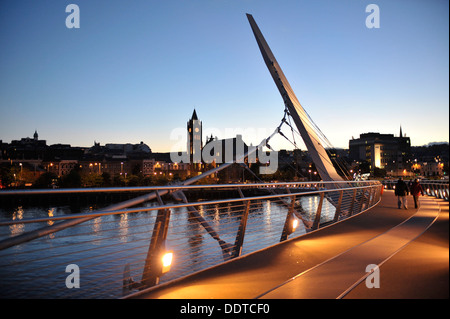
92, 217, 101, 233
47, 208, 55, 239
47, 208, 55, 226
226, 203, 231, 215
265, 200, 272, 225
10, 206, 24, 236
119, 213, 129, 241
214, 204, 220, 225
299, 196, 336, 224
87, 205, 103, 233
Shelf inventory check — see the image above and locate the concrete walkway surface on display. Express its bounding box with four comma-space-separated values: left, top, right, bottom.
129, 190, 448, 299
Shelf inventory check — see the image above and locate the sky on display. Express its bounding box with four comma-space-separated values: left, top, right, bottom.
0, 0, 448, 152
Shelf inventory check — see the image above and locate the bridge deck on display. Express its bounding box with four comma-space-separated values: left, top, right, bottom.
129, 190, 448, 299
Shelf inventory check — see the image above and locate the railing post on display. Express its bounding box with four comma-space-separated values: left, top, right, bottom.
349, 188, 357, 216
312, 192, 325, 230
369, 186, 378, 207
367, 187, 374, 207
237, 187, 245, 198
434, 184, 440, 199
141, 192, 171, 288
358, 189, 367, 213
232, 201, 251, 258
373, 186, 380, 204
332, 190, 344, 223
280, 195, 297, 242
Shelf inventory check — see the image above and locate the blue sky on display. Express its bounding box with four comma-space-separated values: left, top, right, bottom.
0, 0, 448, 152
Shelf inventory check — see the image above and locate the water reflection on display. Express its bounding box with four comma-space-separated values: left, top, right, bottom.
47, 208, 55, 226
118, 213, 129, 242
9, 206, 24, 236
0, 195, 319, 298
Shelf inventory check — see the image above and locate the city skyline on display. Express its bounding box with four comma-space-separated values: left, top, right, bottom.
1, 1, 448, 152
3, 126, 448, 151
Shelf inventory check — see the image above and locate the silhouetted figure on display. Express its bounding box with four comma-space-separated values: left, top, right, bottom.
395, 177, 409, 209
410, 178, 424, 209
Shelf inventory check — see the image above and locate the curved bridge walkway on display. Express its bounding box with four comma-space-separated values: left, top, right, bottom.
129, 190, 448, 299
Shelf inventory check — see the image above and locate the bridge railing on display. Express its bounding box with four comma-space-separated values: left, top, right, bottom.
382, 179, 449, 201
0, 181, 382, 298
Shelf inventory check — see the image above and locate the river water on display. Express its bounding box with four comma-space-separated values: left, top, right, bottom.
0, 194, 336, 298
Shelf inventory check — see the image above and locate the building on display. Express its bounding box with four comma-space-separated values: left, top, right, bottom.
7, 130, 47, 160
187, 109, 202, 169
412, 160, 446, 178
42, 160, 78, 177
85, 141, 152, 160
203, 134, 249, 164
349, 127, 411, 174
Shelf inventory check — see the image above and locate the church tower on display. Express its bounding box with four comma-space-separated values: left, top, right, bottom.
187, 109, 202, 167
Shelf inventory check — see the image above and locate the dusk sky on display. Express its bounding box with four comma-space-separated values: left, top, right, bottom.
0, 0, 448, 152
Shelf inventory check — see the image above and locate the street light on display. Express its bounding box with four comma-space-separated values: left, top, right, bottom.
161, 251, 173, 274
292, 218, 299, 232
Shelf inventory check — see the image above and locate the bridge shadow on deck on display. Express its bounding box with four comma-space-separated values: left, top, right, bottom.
128, 190, 448, 299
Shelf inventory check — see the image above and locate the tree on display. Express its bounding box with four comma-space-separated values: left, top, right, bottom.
0, 165, 15, 188
61, 168, 82, 188
127, 175, 140, 186
113, 175, 126, 187
81, 173, 103, 187
101, 172, 112, 187
34, 172, 59, 188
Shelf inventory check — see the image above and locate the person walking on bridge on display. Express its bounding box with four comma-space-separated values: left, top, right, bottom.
410, 178, 424, 209
395, 177, 409, 209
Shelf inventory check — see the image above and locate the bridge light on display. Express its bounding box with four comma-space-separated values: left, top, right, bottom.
292, 218, 299, 232
286, 216, 300, 236
161, 251, 173, 274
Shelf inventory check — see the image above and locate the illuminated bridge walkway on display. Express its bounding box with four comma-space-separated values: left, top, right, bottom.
0, 181, 448, 299
129, 189, 449, 299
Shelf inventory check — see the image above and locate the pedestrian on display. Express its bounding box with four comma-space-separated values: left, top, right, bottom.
394, 177, 409, 209
410, 178, 424, 209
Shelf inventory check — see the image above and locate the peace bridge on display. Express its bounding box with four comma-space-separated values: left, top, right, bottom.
0, 14, 448, 300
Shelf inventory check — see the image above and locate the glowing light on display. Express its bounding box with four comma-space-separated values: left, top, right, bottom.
292, 218, 299, 231
162, 251, 173, 273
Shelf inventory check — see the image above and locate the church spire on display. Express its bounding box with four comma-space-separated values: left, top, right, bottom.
399, 125, 403, 138
191, 108, 198, 121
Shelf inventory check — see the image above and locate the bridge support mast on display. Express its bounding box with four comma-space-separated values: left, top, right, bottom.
247, 14, 343, 182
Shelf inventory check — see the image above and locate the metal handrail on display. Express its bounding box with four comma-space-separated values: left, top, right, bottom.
382, 179, 449, 200
0, 180, 375, 195
0, 180, 382, 298
0, 183, 378, 226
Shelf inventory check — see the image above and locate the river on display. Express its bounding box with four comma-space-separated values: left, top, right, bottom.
0, 193, 336, 298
